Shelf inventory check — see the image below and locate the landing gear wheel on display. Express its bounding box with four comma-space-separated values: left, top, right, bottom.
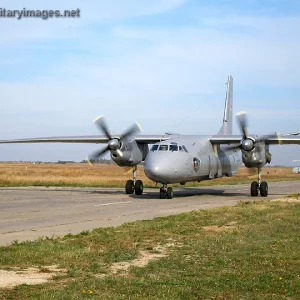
166, 187, 173, 199
135, 180, 143, 195
251, 181, 259, 197
125, 180, 134, 194
260, 181, 268, 197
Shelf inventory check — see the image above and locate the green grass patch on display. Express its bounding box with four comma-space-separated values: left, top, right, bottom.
1, 201, 300, 299
288, 192, 300, 199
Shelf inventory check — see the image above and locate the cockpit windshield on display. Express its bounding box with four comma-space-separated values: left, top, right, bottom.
150, 145, 159, 151
158, 145, 169, 151
169, 145, 178, 151
182, 145, 189, 153
150, 144, 188, 153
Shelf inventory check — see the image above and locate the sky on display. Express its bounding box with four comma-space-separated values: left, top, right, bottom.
0, 0, 300, 165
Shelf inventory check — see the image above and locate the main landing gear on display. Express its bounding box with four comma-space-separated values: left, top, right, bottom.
159, 184, 173, 199
125, 166, 144, 195
250, 167, 268, 197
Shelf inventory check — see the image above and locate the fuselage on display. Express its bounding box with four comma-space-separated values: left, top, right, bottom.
144, 135, 242, 184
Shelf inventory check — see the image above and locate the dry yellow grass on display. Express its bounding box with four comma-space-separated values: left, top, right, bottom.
0, 163, 153, 187
0, 163, 299, 188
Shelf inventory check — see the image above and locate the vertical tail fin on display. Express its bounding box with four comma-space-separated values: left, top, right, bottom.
218, 75, 233, 136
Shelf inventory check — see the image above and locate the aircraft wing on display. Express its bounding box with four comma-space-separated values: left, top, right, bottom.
210, 134, 300, 145
0, 135, 170, 145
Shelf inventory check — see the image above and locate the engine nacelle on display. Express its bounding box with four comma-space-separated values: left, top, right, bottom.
242, 142, 271, 168
111, 140, 148, 167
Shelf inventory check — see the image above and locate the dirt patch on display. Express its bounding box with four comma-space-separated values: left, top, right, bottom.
202, 221, 237, 233
0, 265, 66, 289
111, 244, 173, 275
96, 243, 176, 278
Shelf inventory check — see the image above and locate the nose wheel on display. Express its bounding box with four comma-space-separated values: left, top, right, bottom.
250, 168, 268, 197
159, 185, 173, 199
125, 166, 144, 195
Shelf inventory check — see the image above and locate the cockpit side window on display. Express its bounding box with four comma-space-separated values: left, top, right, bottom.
151, 145, 159, 152
182, 145, 189, 153
158, 145, 169, 151
169, 145, 178, 151
179, 146, 184, 152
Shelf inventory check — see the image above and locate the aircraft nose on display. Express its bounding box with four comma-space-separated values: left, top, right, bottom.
144, 156, 168, 183
144, 165, 163, 182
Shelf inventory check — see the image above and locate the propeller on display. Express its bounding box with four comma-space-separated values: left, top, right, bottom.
225, 111, 280, 152
236, 111, 249, 139
87, 116, 141, 164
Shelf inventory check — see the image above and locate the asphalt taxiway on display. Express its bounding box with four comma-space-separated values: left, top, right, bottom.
0, 181, 299, 246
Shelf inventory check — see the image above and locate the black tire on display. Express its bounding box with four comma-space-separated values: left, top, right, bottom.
251, 181, 259, 196
135, 180, 143, 195
260, 181, 268, 197
125, 180, 134, 194
166, 187, 173, 199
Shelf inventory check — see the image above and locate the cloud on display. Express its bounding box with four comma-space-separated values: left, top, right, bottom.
0, 1, 299, 163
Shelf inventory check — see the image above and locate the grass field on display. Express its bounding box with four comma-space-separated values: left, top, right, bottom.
0, 162, 299, 188
0, 200, 300, 299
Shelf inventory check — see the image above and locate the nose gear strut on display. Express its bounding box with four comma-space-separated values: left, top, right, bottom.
159, 184, 173, 199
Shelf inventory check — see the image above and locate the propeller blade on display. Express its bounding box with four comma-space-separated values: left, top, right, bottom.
120, 122, 142, 140
124, 167, 133, 174
236, 111, 248, 139
93, 115, 112, 140
255, 132, 282, 144
87, 146, 109, 163
124, 165, 137, 174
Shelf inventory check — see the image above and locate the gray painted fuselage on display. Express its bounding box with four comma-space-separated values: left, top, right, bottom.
144, 135, 242, 184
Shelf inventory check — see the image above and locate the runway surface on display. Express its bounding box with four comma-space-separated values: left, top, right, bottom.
0, 181, 299, 246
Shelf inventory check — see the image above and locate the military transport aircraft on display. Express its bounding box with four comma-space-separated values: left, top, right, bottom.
1, 75, 300, 199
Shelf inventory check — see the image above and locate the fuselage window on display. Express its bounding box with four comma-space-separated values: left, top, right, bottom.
151, 145, 159, 151
169, 145, 178, 151
158, 145, 169, 151
182, 145, 189, 153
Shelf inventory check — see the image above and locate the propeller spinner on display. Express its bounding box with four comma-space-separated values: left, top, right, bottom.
87, 116, 141, 163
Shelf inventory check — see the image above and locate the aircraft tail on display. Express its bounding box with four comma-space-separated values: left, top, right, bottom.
218, 75, 233, 135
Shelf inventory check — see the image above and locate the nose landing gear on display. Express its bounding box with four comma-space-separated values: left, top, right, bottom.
159, 184, 173, 199
125, 166, 144, 195
250, 167, 268, 197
